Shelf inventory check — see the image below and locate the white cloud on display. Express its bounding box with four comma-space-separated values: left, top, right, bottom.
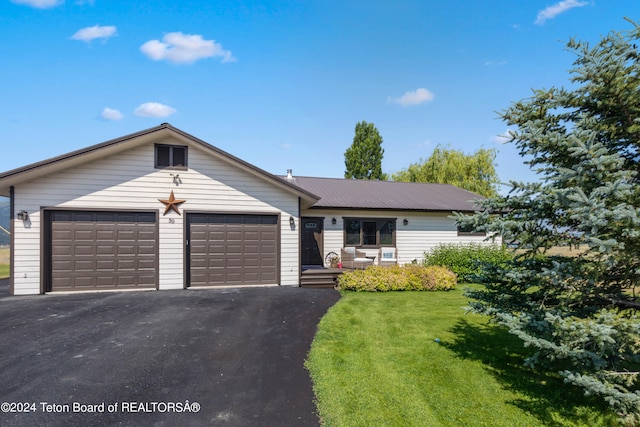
493, 129, 515, 144
535, 0, 588, 25
484, 60, 507, 67
101, 108, 123, 121
10, 0, 62, 8
71, 25, 117, 42
140, 32, 236, 64
134, 102, 176, 118
388, 88, 435, 106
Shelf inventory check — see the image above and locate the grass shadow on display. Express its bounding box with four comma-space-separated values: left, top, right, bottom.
443, 318, 617, 426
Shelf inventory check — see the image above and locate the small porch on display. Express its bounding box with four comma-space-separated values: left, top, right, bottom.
300, 267, 344, 288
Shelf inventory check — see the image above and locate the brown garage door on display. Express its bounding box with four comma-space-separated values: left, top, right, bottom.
48, 211, 158, 292
188, 213, 279, 286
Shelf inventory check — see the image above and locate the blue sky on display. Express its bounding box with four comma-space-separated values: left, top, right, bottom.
1, 0, 639, 192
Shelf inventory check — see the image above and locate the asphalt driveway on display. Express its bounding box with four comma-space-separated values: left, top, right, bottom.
0, 279, 340, 426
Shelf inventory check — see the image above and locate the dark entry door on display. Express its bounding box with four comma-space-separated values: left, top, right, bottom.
301, 218, 323, 266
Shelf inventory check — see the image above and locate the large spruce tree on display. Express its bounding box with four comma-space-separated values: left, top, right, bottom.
459, 21, 640, 424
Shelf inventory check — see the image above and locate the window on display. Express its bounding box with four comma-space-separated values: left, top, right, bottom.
155, 144, 187, 169
457, 223, 486, 236
344, 218, 396, 247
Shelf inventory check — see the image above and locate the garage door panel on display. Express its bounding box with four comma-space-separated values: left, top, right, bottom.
190, 259, 208, 269
243, 258, 259, 268
96, 245, 115, 255
73, 276, 95, 288
226, 258, 243, 268
117, 230, 136, 240
261, 257, 276, 266
74, 230, 95, 241
137, 244, 157, 255
115, 259, 133, 270
49, 211, 158, 292
227, 231, 242, 240
243, 245, 259, 254
226, 244, 242, 254
53, 229, 72, 239
98, 260, 117, 270
138, 230, 156, 241
96, 230, 116, 240
117, 245, 135, 255
261, 230, 277, 239
189, 213, 278, 286
208, 259, 225, 268
52, 245, 72, 256
52, 260, 71, 271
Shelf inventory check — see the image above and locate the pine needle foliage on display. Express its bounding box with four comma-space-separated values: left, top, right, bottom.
457, 20, 640, 425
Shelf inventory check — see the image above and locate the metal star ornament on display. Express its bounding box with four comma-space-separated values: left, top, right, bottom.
159, 190, 186, 216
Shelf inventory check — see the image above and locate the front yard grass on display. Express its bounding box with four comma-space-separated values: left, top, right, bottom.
306, 286, 618, 427
0, 247, 8, 278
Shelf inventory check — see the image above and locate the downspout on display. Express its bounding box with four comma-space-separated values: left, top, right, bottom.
9, 186, 14, 295
298, 197, 302, 286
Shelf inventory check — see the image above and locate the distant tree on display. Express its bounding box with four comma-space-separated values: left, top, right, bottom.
392, 145, 499, 197
459, 21, 640, 424
344, 121, 385, 180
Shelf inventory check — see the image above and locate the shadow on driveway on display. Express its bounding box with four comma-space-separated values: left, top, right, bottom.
0, 281, 340, 426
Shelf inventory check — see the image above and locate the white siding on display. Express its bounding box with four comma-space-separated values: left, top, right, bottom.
12, 138, 301, 294
302, 209, 498, 266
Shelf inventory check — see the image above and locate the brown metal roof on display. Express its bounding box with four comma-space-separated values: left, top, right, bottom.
288, 176, 483, 212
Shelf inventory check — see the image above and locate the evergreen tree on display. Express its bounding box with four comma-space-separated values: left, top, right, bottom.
344, 121, 385, 180
459, 21, 640, 424
392, 145, 499, 197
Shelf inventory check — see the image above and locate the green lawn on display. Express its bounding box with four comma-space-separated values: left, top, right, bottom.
0, 247, 8, 279
306, 286, 618, 427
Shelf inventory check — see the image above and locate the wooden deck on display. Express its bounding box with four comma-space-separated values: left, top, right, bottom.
300, 267, 344, 288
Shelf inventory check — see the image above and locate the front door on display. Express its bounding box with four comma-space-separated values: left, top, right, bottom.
301, 217, 323, 266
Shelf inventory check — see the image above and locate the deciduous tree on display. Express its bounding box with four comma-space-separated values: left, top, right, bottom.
459, 21, 640, 424
392, 146, 499, 197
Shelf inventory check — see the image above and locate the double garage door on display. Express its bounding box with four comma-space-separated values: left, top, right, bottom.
47, 210, 279, 292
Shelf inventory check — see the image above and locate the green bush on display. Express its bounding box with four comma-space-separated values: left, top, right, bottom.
423, 243, 513, 281
337, 265, 456, 292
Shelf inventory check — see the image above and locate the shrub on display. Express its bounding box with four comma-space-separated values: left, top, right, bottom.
423, 243, 513, 281
337, 265, 456, 292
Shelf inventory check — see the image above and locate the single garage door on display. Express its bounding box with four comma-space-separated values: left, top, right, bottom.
48, 211, 158, 292
188, 213, 279, 286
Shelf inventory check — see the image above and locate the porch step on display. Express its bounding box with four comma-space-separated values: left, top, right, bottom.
300, 268, 343, 288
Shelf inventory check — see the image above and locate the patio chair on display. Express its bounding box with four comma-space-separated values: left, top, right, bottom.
378, 247, 398, 266
341, 247, 374, 270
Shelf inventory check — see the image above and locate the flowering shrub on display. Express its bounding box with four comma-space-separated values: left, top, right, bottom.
337, 265, 456, 292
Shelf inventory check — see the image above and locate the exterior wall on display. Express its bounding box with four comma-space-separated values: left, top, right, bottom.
302, 209, 498, 266
11, 137, 301, 295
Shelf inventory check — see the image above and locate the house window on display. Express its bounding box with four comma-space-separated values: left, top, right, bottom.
344, 218, 396, 247
155, 144, 187, 169
457, 223, 486, 236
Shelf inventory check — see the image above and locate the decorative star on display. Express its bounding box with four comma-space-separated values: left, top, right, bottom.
159, 190, 186, 216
